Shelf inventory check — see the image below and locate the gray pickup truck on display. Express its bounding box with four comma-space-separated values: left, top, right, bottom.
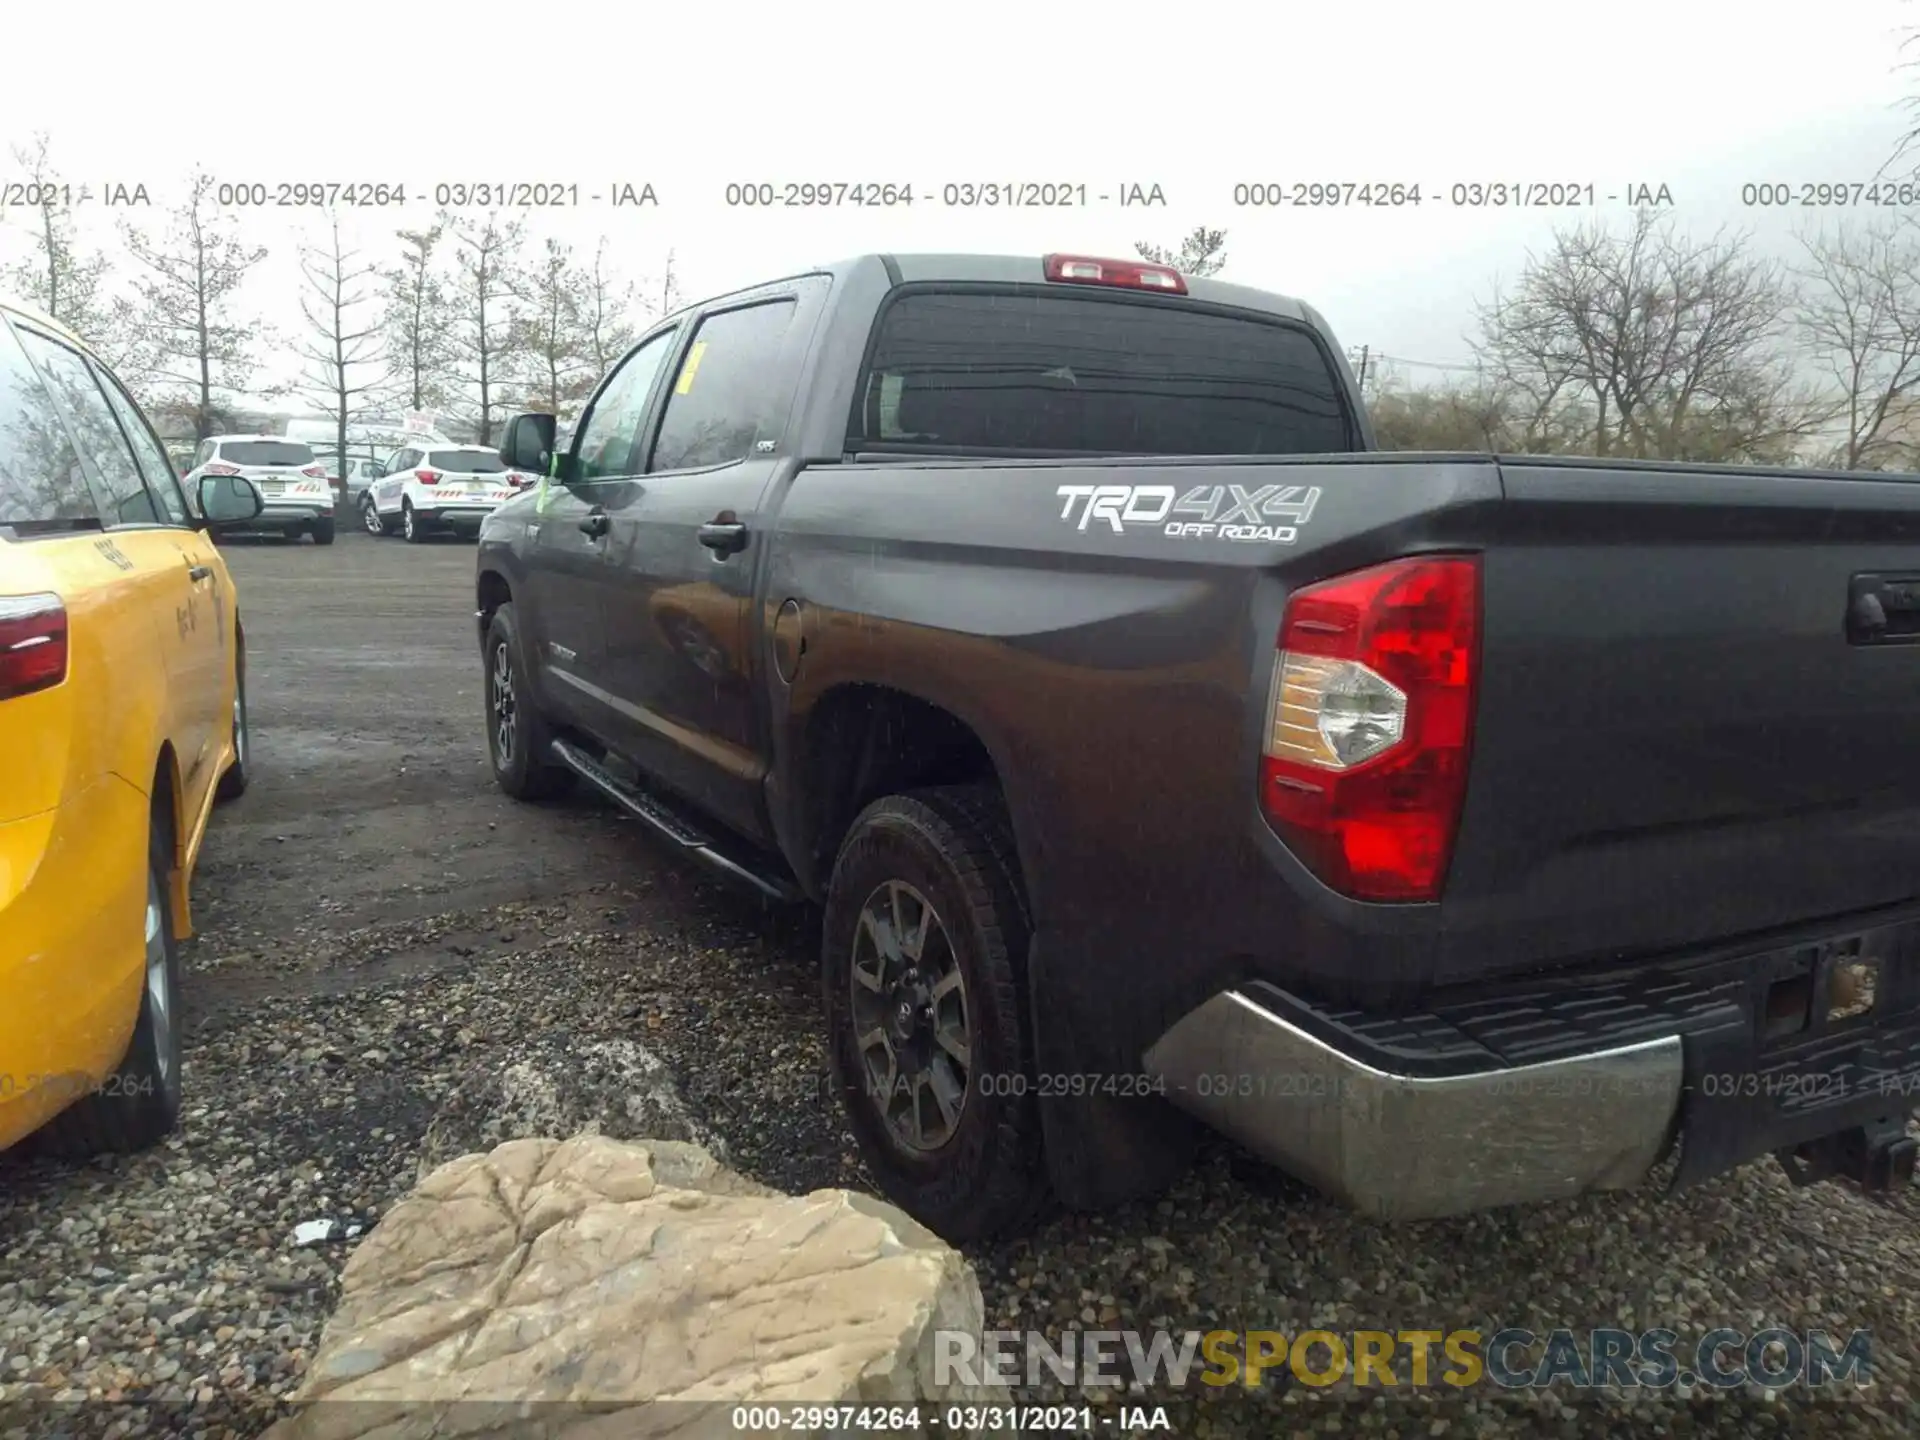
476, 251, 1920, 1240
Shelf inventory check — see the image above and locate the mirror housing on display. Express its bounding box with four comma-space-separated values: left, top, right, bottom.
500, 413, 559, 481
197, 473, 265, 530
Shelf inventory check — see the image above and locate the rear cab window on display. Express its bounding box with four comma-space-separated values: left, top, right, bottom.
851, 289, 1355, 456
648, 300, 800, 473
218, 440, 316, 468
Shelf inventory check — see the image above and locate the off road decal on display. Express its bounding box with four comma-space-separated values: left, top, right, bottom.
1055, 482, 1322, 544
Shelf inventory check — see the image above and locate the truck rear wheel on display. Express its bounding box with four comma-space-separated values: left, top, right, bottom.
484, 603, 573, 801
822, 784, 1050, 1241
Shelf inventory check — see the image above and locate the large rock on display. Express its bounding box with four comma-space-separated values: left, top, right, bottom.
415, 1034, 729, 1183
265, 1135, 1013, 1439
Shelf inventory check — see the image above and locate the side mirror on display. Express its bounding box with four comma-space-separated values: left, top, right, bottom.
198, 473, 265, 529
500, 413, 558, 479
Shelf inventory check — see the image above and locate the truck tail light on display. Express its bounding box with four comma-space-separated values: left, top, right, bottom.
417, 470, 440, 485
1259, 556, 1480, 903
1042, 253, 1187, 295
0, 594, 69, 700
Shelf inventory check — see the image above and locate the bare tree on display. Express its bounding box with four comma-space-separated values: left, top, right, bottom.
296, 213, 385, 484
1366, 365, 1523, 452
509, 237, 599, 420
381, 223, 453, 415
643, 247, 683, 320
1134, 226, 1228, 277
1474, 209, 1821, 463
1893, 13, 1920, 178
119, 170, 273, 441
1791, 217, 1920, 468
581, 236, 640, 374
443, 210, 525, 446
2, 134, 135, 370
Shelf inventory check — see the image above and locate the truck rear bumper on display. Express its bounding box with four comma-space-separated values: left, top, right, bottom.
1143, 989, 1684, 1220
1143, 909, 1920, 1220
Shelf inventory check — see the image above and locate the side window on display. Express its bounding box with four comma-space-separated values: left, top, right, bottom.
574, 329, 678, 483
0, 319, 98, 526
95, 365, 189, 524
193, 439, 213, 468
14, 328, 162, 526
649, 300, 798, 474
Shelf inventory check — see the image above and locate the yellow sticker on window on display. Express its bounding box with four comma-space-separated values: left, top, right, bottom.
675, 341, 708, 396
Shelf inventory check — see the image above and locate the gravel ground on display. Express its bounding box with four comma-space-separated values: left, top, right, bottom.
3, 530, 1918, 1438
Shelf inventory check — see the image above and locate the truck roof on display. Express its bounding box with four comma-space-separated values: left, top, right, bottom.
686, 253, 1325, 329
873, 253, 1319, 325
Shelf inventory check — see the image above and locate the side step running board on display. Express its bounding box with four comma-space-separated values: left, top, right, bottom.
549, 739, 803, 904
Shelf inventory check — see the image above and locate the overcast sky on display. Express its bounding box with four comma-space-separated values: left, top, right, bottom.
1, 0, 1916, 400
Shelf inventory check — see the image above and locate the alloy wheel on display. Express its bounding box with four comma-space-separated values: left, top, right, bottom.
490, 640, 517, 768
144, 870, 174, 1085
849, 879, 971, 1152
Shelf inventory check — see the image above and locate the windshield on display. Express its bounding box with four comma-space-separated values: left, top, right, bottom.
430, 450, 507, 473
219, 440, 315, 468
855, 290, 1353, 456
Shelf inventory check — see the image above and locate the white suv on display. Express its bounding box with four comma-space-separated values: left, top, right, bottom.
361, 444, 534, 543
184, 435, 337, 544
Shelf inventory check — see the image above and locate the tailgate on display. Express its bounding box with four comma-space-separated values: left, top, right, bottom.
1439, 458, 1920, 981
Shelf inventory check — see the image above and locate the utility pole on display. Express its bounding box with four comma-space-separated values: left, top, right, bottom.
1352, 345, 1371, 391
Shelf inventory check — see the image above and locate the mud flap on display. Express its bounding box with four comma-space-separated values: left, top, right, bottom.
1026, 928, 1201, 1209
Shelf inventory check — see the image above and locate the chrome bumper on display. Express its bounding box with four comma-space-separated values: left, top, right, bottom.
1142, 989, 1685, 1220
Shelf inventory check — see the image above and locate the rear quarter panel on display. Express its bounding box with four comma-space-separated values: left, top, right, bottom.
764, 455, 1504, 1061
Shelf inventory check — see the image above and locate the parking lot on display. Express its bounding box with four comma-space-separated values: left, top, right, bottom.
1, 526, 1917, 1438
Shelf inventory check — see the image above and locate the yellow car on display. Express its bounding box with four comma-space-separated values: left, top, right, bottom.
0, 297, 266, 1157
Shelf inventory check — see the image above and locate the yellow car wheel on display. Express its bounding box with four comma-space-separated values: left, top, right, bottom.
38, 812, 184, 1157
216, 635, 251, 802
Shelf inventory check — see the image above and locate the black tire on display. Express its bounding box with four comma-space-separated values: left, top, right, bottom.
362, 496, 389, 536
38, 812, 184, 1157
215, 632, 250, 800
822, 784, 1050, 1241
402, 502, 426, 544
484, 603, 573, 801
310, 516, 336, 546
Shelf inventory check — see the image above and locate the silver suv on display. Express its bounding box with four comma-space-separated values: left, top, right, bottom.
183, 435, 336, 545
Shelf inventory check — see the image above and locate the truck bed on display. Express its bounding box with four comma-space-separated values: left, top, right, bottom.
769, 449, 1920, 1014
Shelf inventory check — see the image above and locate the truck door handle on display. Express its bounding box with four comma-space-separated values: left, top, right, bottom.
1848, 572, 1920, 644
579, 510, 609, 539
697, 520, 748, 556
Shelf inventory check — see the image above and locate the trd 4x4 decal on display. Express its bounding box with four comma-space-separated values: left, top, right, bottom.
1055, 482, 1322, 544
